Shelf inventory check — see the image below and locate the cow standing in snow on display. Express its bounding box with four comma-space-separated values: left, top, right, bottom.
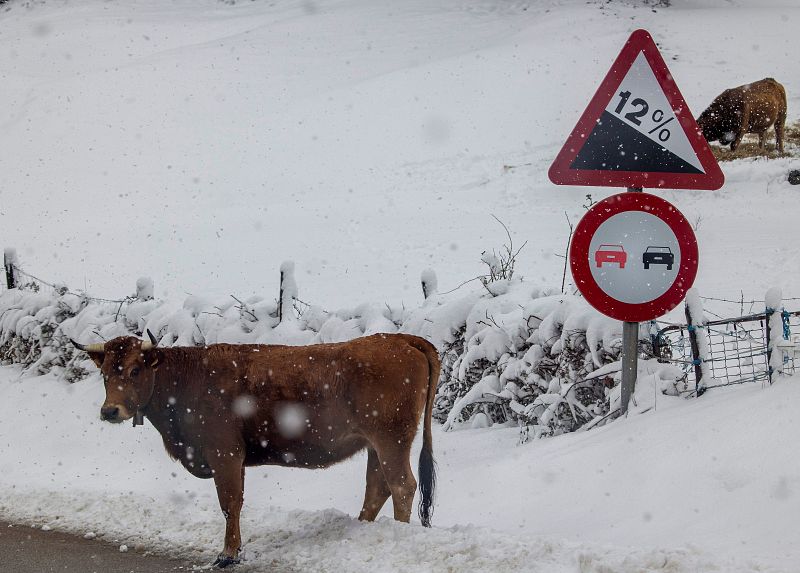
74, 332, 439, 568
697, 77, 787, 153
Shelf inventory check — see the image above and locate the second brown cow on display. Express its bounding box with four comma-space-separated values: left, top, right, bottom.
697, 77, 787, 153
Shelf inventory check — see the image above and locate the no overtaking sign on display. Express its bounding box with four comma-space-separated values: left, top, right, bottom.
570, 192, 698, 322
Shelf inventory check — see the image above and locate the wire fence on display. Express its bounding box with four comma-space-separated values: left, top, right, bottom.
1, 249, 306, 330
11, 265, 134, 304
5, 263, 144, 326
654, 309, 799, 393
4, 248, 799, 396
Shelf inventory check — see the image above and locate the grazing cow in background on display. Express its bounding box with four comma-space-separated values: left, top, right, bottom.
697, 77, 787, 153
73, 332, 439, 569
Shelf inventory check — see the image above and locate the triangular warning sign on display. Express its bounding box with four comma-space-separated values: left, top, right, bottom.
549, 29, 724, 190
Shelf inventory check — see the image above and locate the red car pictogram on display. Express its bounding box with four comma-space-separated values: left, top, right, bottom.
595, 244, 627, 268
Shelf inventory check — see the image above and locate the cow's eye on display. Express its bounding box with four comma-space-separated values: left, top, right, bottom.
130, 367, 140, 378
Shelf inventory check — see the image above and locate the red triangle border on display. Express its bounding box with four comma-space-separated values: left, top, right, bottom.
548, 29, 724, 191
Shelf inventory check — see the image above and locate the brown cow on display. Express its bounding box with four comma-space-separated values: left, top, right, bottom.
73, 332, 439, 568
697, 78, 787, 153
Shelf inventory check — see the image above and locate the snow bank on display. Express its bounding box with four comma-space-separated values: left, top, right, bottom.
0, 366, 791, 572
3, 487, 773, 573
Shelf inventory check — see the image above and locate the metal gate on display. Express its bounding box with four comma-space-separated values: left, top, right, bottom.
654, 309, 800, 393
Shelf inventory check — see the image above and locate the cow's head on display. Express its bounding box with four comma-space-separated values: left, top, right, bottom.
697, 103, 735, 145
73, 332, 161, 423
697, 107, 722, 143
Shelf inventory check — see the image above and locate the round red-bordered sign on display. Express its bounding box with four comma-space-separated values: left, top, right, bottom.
570, 192, 698, 322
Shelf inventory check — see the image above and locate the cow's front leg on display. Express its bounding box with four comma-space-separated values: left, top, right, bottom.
210, 453, 245, 568
731, 106, 749, 151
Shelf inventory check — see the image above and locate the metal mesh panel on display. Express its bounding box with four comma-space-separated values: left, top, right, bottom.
655, 310, 800, 391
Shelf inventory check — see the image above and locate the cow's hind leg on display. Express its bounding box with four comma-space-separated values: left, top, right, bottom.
358, 447, 391, 522
775, 110, 786, 153
374, 438, 417, 523
210, 455, 245, 568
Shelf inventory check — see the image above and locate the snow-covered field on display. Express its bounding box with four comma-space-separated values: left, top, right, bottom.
3, 366, 800, 572
2, 0, 800, 571
0, 0, 797, 310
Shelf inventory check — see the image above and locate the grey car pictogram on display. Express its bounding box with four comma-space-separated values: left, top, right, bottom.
642, 246, 674, 270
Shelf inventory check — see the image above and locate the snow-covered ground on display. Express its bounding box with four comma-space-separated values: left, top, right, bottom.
2, 366, 799, 572
2, 0, 800, 571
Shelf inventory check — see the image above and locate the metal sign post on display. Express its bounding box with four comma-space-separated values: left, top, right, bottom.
548, 29, 724, 417
620, 186, 643, 415
621, 321, 639, 415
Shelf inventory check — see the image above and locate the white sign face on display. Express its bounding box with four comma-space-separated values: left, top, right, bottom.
588, 211, 681, 304
604, 52, 704, 173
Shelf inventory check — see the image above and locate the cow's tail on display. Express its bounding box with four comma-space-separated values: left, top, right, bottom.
407, 336, 439, 528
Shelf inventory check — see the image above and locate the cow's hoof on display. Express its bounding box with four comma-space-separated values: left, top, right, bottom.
213, 553, 241, 569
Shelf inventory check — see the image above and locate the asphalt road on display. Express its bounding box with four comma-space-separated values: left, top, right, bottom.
0, 521, 198, 573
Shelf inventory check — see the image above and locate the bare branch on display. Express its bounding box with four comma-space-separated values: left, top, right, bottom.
230, 295, 258, 322
439, 275, 491, 296
561, 211, 574, 294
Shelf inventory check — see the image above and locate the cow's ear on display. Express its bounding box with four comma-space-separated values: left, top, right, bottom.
148, 349, 162, 370
87, 351, 105, 368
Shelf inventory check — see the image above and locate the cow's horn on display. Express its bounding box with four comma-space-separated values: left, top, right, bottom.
71, 340, 105, 353
141, 329, 158, 350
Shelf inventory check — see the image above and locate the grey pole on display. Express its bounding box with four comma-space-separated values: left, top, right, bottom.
619, 186, 643, 416
620, 321, 639, 415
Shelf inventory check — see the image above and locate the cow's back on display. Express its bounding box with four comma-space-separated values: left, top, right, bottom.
740, 78, 786, 131
223, 334, 436, 468
747, 78, 786, 99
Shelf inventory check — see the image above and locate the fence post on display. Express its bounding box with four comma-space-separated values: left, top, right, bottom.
766, 306, 774, 384
4, 248, 18, 290
684, 299, 705, 396
649, 321, 666, 363
421, 268, 438, 300
278, 261, 297, 323
136, 277, 154, 301
765, 287, 784, 384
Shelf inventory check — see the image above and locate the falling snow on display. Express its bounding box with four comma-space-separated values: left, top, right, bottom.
0, 0, 798, 572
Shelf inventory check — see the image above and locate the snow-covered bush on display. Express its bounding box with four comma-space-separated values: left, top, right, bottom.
0, 288, 90, 382
0, 267, 669, 441
415, 283, 632, 439
0, 275, 409, 380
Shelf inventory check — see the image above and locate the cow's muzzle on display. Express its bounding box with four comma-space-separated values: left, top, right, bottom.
100, 405, 126, 423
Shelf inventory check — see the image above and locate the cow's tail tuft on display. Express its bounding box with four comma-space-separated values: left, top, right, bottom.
411, 337, 439, 528
418, 435, 436, 527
